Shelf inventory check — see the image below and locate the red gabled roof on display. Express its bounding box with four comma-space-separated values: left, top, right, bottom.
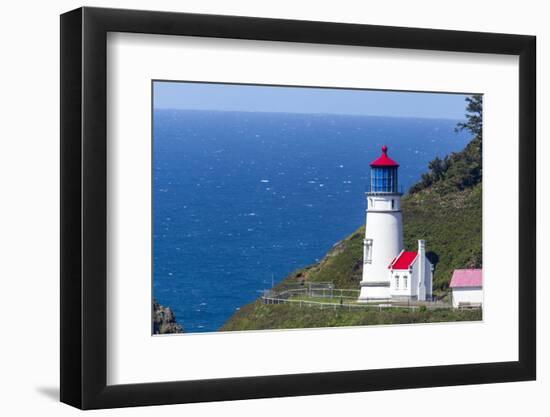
389, 251, 417, 270
450, 269, 483, 288
370, 145, 399, 167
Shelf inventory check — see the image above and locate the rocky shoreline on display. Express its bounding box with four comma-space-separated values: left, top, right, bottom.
153, 299, 184, 334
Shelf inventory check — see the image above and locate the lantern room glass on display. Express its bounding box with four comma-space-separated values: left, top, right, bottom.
370, 167, 398, 193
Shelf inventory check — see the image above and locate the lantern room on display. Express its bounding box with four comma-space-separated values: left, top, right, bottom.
369, 145, 399, 194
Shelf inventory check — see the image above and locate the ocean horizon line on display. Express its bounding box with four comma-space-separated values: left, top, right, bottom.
153, 107, 465, 122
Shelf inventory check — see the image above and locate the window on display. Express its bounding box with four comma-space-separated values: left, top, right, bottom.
395, 275, 399, 289
391, 199, 395, 209
363, 239, 373, 264
371, 167, 398, 193
404, 276, 408, 289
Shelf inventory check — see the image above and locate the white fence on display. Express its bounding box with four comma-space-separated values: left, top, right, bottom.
265, 285, 360, 300
262, 283, 454, 311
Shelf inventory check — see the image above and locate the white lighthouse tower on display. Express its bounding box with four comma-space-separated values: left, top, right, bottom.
358, 145, 404, 301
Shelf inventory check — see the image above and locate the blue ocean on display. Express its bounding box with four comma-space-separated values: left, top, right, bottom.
153, 110, 469, 332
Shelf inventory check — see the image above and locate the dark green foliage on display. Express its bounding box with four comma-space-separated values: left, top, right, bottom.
455, 94, 483, 139
221, 302, 481, 331
410, 94, 482, 194
409, 136, 482, 194
428, 157, 448, 182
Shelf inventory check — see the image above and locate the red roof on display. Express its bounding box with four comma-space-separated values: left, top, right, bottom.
389, 251, 417, 270
370, 145, 399, 167
450, 269, 483, 288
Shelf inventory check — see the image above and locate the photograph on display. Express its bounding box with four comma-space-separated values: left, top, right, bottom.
0, 0, 540, 414
151, 81, 483, 334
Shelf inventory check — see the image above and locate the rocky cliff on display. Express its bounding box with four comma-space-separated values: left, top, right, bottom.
153, 299, 184, 334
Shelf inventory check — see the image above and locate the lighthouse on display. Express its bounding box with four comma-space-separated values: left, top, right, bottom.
358, 145, 404, 301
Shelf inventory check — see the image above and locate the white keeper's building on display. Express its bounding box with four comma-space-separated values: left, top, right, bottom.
358, 146, 433, 302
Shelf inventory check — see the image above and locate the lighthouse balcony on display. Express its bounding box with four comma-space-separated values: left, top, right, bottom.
366, 193, 403, 211
365, 191, 403, 197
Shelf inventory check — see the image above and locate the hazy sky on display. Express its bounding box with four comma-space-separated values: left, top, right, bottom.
153, 81, 471, 120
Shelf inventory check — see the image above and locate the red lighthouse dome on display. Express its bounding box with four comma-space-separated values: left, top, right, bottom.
370, 145, 399, 167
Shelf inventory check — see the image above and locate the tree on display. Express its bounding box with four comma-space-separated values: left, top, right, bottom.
428, 157, 447, 181
409, 94, 483, 194
455, 94, 483, 140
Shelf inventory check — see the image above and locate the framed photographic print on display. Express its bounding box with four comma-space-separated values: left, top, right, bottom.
60, 6, 536, 410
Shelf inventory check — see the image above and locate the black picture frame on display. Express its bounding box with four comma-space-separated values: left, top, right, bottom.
60, 6, 536, 410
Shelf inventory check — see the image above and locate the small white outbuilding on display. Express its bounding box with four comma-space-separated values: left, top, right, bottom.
387, 240, 433, 301
449, 269, 483, 308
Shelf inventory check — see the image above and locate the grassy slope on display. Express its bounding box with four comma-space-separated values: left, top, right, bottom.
221, 140, 482, 331
221, 303, 481, 331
